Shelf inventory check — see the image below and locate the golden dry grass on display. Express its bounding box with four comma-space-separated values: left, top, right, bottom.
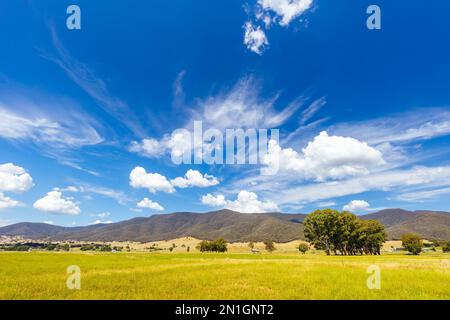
0, 250, 448, 300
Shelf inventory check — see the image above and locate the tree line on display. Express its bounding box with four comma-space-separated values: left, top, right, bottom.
304, 209, 386, 255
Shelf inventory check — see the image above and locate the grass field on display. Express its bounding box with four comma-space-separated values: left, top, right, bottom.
0, 251, 449, 300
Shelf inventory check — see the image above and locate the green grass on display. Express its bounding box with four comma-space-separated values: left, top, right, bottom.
0, 252, 449, 299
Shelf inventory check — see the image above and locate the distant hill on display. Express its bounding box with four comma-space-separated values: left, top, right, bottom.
0, 222, 106, 239
48, 210, 307, 243
362, 209, 450, 240
0, 209, 449, 242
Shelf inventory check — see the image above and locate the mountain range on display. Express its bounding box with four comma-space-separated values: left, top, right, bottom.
0, 209, 449, 242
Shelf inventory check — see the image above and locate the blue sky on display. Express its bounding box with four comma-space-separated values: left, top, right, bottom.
1, 0, 450, 227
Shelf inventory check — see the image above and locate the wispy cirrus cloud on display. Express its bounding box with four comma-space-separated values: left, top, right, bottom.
61, 183, 131, 206
395, 187, 450, 202
329, 108, 450, 146
244, 165, 450, 207
130, 76, 310, 159
41, 24, 145, 138
192, 76, 303, 130
0, 104, 102, 149
0, 82, 104, 174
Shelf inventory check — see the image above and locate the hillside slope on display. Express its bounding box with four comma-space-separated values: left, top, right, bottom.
50, 210, 306, 242
1, 209, 449, 242
363, 209, 450, 240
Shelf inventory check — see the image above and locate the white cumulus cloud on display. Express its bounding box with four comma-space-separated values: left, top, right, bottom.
258, 0, 313, 26
226, 190, 279, 213
0, 163, 34, 193
244, 21, 269, 55
263, 131, 385, 180
90, 220, 113, 225
137, 197, 164, 211
171, 170, 219, 188
129, 138, 167, 158
129, 167, 175, 193
33, 190, 80, 216
201, 194, 227, 207
243, 0, 314, 54
130, 167, 219, 193
201, 191, 278, 213
0, 192, 21, 210
343, 200, 370, 212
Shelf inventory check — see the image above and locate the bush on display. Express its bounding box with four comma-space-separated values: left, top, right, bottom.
197, 238, 228, 252
264, 241, 276, 252
44, 243, 57, 251
298, 243, 309, 254
443, 242, 450, 253
0, 245, 30, 251
80, 243, 112, 252
401, 234, 423, 255
57, 244, 70, 251
431, 239, 440, 247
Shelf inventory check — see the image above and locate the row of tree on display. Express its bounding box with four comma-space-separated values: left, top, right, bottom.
304, 209, 386, 255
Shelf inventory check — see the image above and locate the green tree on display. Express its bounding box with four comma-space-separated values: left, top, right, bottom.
335, 211, 360, 255
298, 243, 309, 254
196, 239, 228, 252
360, 220, 387, 255
442, 241, 450, 253
197, 240, 210, 252
212, 238, 228, 252
304, 209, 340, 255
401, 234, 423, 255
303, 209, 387, 256
264, 241, 276, 252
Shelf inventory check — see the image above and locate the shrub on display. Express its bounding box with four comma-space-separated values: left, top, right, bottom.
298, 243, 309, 254
57, 244, 70, 251
197, 239, 228, 252
264, 241, 276, 252
401, 234, 423, 255
443, 242, 450, 253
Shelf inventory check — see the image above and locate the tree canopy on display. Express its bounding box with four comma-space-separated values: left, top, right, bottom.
401, 234, 423, 255
197, 238, 228, 252
304, 209, 387, 255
